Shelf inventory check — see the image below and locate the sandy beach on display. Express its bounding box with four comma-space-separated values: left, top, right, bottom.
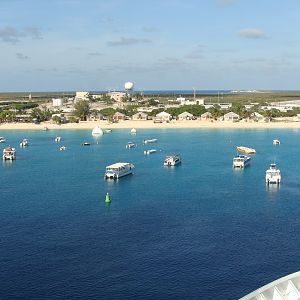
1, 120, 300, 130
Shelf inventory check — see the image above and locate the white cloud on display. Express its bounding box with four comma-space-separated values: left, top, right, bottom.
107, 37, 151, 47
238, 28, 267, 39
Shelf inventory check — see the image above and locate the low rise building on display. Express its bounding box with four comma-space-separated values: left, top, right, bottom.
132, 112, 148, 120
178, 111, 193, 120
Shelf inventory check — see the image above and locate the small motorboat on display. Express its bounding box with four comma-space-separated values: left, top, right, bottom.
42, 127, 49, 131
233, 155, 251, 168
55, 136, 61, 142
104, 129, 112, 133
20, 139, 29, 147
81, 142, 90, 146
144, 149, 157, 155
273, 139, 281, 145
164, 154, 181, 166
0, 137, 6, 143
143, 139, 157, 144
126, 142, 136, 149
236, 146, 256, 154
59, 146, 66, 151
131, 128, 137, 134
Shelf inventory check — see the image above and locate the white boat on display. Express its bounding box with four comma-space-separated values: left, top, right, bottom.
265, 163, 281, 184
42, 127, 48, 131
164, 154, 181, 166
104, 129, 112, 133
20, 139, 29, 147
3, 147, 16, 161
0, 137, 6, 143
131, 128, 137, 134
104, 162, 134, 179
233, 155, 251, 168
92, 126, 103, 135
59, 146, 66, 151
273, 139, 281, 145
237, 146, 256, 154
240, 271, 300, 300
143, 139, 157, 144
55, 136, 61, 142
126, 142, 136, 149
81, 142, 90, 146
144, 149, 157, 155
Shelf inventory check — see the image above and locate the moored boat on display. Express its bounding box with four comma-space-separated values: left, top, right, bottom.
104, 162, 134, 179
81, 142, 90, 146
126, 142, 136, 149
237, 146, 256, 154
131, 128, 137, 134
143, 139, 157, 144
59, 146, 66, 151
265, 163, 281, 184
42, 127, 49, 131
20, 139, 29, 147
164, 154, 181, 166
104, 129, 112, 133
92, 126, 103, 135
144, 149, 157, 155
0, 137, 6, 143
233, 155, 251, 168
55, 136, 61, 142
3, 147, 16, 161
273, 139, 281, 145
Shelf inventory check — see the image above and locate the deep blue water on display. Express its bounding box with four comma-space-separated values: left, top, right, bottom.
1, 129, 300, 299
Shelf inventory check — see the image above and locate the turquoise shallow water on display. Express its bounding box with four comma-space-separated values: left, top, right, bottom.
1, 128, 300, 299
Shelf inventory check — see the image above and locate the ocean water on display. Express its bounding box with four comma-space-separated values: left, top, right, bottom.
1, 128, 300, 300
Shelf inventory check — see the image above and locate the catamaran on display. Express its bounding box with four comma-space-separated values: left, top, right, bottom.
3, 147, 16, 161
265, 163, 281, 184
233, 155, 251, 168
104, 162, 134, 179
164, 154, 181, 166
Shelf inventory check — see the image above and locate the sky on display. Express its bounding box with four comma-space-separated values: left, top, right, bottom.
1, 0, 300, 92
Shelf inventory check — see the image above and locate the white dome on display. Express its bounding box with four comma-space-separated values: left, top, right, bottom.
125, 82, 134, 90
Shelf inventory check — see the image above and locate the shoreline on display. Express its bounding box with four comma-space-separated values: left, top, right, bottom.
1, 120, 300, 130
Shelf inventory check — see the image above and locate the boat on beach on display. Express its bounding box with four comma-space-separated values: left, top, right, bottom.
20, 139, 29, 147
0, 137, 6, 143
3, 147, 16, 161
143, 139, 157, 144
144, 149, 157, 155
273, 139, 281, 145
126, 142, 136, 149
265, 163, 281, 184
237, 146, 256, 154
104, 162, 134, 179
164, 154, 181, 166
233, 155, 251, 168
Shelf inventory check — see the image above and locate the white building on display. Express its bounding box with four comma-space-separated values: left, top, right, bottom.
132, 112, 148, 120
201, 112, 213, 120
107, 92, 126, 102
222, 112, 240, 121
178, 111, 194, 120
156, 111, 172, 122
75, 91, 89, 102
177, 97, 205, 106
52, 98, 64, 107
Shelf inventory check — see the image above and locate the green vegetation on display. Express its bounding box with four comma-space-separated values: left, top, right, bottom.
73, 100, 90, 121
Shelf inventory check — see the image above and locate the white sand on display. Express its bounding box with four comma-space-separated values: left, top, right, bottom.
1, 120, 300, 130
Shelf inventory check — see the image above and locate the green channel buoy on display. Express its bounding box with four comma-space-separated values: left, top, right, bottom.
105, 192, 111, 203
